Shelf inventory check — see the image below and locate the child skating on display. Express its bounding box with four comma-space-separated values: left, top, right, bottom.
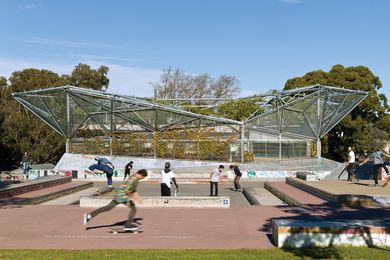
83, 169, 148, 231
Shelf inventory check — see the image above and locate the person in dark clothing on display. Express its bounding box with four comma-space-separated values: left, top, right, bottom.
21, 152, 30, 177
229, 165, 242, 191
124, 161, 133, 181
360, 149, 390, 187
160, 162, 179, 196
83, 169, 148, 231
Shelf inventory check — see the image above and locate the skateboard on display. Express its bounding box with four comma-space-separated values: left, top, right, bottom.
109, 227, 142, 234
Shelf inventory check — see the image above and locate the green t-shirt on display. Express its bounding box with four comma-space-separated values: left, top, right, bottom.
114, 177, 139, 203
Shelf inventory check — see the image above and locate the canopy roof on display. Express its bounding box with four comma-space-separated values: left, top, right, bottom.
12, 84, 367, 140
246, 85, 368, 139
12, 85, 242, 138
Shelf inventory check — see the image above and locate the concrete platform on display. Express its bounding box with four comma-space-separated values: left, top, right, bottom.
264, 181, 327, 206
0, 176, 72, 198
273, 219, 390, 248
286, 177, 390, 206
80, 196, 230, 208
0, 181, 93, 206
243, 187, 286, 206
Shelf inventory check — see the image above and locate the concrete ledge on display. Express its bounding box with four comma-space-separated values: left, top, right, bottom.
273, 219, 390, 248
296, 172, 319, 181
286, 177, 390, 207
80, 196, 230, 208
286, 177, 337, 202
264, 182, 300, 206
0, 176, 72, 199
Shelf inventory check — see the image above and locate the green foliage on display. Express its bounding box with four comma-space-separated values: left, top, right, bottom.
1, 247, 390, 260
69, 63, 109, 91
217, 96, 264, 121
284, 64, 388, 161
0, 64, 110, 170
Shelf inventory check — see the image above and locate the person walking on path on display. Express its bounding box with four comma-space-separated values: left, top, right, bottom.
83, 169, 148, 231
346, 146, 358, 182
360, 149, 390, 187
84, 155, 115, 188
229, 165, 242, 191
210, 165, 225, 196
21, 152, 30, 178
124, 161, 133, 181
160, 162, 179, 196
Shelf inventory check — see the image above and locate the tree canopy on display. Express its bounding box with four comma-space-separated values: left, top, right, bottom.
284, 64, 389, 161
0, 64, 110, 170
153, 67, 240, 99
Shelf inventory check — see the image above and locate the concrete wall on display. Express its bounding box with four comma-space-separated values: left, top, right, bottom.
80, 196, 230, 208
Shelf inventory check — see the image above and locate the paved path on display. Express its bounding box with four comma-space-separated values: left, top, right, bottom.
1, 203, 390, 249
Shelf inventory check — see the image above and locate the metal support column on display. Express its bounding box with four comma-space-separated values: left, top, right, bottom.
241, 125, 245, 163
66, 92, 70, 153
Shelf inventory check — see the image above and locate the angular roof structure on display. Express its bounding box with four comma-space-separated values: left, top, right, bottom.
246, 85, 368, 139
12, 84, 368, 141
12, 86, 242, 139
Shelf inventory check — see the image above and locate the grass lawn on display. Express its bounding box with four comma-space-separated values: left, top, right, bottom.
0, 247, 389, 259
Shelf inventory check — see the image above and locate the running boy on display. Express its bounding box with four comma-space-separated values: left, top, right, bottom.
83, 169, 148, 231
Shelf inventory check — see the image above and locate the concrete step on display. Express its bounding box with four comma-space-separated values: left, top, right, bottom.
41, 187, 102, 205
0, 176, 72, 198
264, 181, 327, 206
0, 181, 93, 205
243, 187, 286, 206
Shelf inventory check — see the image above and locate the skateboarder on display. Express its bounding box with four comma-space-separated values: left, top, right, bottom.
210, 165, 225, 196
21, 152, 30, 178
360, 149, 390, 187
160, 162, 179, 196
229, 164, 242, 191
84, 155, 115, 188
83, 169, 148, 231
346, 146, 358, 181
124, 161, 133, 181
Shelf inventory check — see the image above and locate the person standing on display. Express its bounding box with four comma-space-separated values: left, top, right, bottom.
360, 149, 390, 187
83, 169, 148, 231
160, 162, 179, 196
210, 165, 225, 196
229, 165, 242, 191
84, 155, 115, 188
21, 152, 30, 178
346, 147, 358, 181
124, 161, 133, 181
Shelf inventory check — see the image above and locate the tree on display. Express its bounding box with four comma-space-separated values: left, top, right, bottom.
0, 64, 111, 170
284, 64, 389, 161
217, 96, 264, 121
69, 63, 109, 91
154, 67, 240, 99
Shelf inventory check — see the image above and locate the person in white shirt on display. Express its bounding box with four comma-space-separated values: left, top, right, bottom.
346, 146, 358, 181
210, 165, 225, 196
160, 162, 179, 196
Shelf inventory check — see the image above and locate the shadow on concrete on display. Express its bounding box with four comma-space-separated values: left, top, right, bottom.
86, 217, 143, 230
259, 202, 390, 258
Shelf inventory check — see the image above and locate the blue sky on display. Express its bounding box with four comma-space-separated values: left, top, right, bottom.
0, 0, 389, 99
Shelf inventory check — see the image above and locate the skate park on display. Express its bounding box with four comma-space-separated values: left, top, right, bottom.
1, 84, 390, 250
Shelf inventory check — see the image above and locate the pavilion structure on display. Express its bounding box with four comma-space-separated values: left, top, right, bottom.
13, 84, 367, 162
